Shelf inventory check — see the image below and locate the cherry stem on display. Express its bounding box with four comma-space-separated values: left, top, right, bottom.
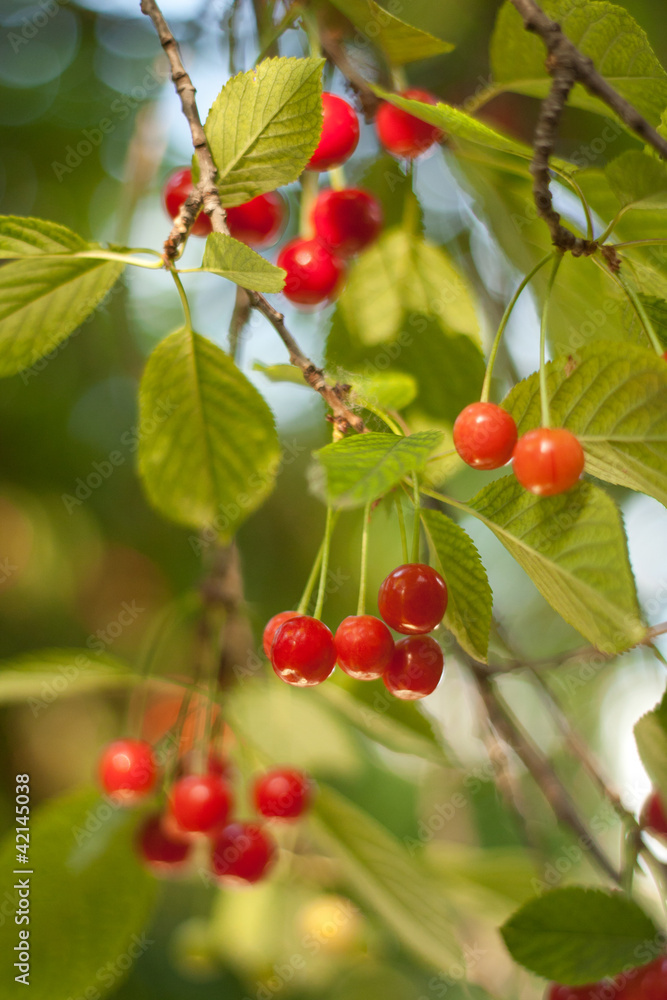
480, 253, 553, 403
539, 253, 563, 429
395, 494, 409, 563
328, 166, 346, 191
411, 475, 421, 563
313, 505, 334, 620
357, 501, 371, 617
171, 269, 193, 332
297, 540, 324, 616
299, 170, 319, 239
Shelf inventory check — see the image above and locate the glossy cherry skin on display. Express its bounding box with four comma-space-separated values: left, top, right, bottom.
277, 238, 346, 307
138, 813, 191, 873
98, 739, 158, 804
334, 615, 395, 680
375, 88, 444, 159
635, 957, 667, 1000
513, 428, 585, 496
642, 790, 667, 838
254, 768, 311, 819
383, 635, 444, 700
163, 167, 212, 237
169, 774, 233, 833
263, 611, 298, 658
225, 191, 287, 249
378, 563, 448, 635
453, 402, 518, 470
307, 93, 360, 171
271, 615, 336, 687
211, 822, 277, 884
311, 188, 383, 258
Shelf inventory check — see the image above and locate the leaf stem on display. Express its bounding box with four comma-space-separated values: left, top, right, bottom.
612, 266, 663, 356
395, 495, 409, 563
539, 253, 563, 428
171, 269, 193, 332
411, 476, 421, 563
357, 502, 371, 617
313, 506, 334, 620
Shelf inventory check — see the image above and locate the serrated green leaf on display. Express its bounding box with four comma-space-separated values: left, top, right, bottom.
205, 57, 324, 206
503, 341, 667, 508
314, 430, 442, 508
0, 788, 156, 999
138, 328, 280, 535
349, 371, 417, 411
606, 151, 667, 211
634, 691, 667, 800
501, 887, 659, 985
202, 232, 285, 291
0, 215, 87, 257
421, 509, 492, 661
468, 478, 645, 652
327, 0, 452, 64
312, 784, 461, 970
0, 649, 135, 705
638, 295, 667, 349
490, 1, 667, 127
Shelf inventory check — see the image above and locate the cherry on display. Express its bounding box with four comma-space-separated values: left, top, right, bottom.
642, 790, 667, 838
334, 615, 395, 680
635, 956, 667, 999
138, 813, 191, 873
254, 768, 311, 819
306, 93, 360, 171
453, 402, 518, 470
270, 615, 336, 686
98, 738, 158, 804
378, 563, 448, 635
382, 635, 444, 700
169, 774, 233, 834
163, 167, 212, 237
546, 985, 609, 1000
225, 191, 286, 249
211, 822, 277, 884
311, 188, 383, 258
277, 238, 346, 307
375, 88, 444, 159
513, 428, 585, 496
263, 611, 298, 657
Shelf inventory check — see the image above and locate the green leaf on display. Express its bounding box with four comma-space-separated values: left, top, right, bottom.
501, 887, 660, 985
0, 215, 88, 257
638, 295, 667, 349
490, 1, 667, 127
254, 365, 418, 411
421, 509, 492, 662
468, 478, 645, 652
254, 361, 305, 385
606, 151, 667, 211
0, 649, 135, 705
312, 784, 461, 970
327, 0, 452, 64
503, 341, 667, 508
0, 788, 156, 999
634, 691, 667, 801
313, 430, 442, 508
201, 233, 285, 291
138, 328, 280, 536
205, 57, 324, 206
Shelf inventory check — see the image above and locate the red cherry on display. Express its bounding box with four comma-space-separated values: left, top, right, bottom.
635, 956, 667, 1000
162, 167, 212, 237
383, 635, 444, 700
138, 813, 191, 874
270, 615, 336, 687
375, 88, 444, 159
211, 822, 276, 884
513, 428, 585, 496
306, 93, 359, 171
642, 790, 667, 838
546, 985, 609, 1000
263, 611, 298, 657
225, 191, 287, 249
334, 615, 395, 680
453, 402, 518, 470
378, 563, 448, 635
169, 774, 233, 833
662, 350, 667, 362
277, 237, 346, 307
98, 739, 158, 804
254, 768, 311, 819
311, 188, 383, 258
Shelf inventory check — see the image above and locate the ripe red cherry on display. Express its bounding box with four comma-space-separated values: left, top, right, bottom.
513, 427, 585, 496
138, 813, 191, 874
263, 611, 298, 657
98, 738, 158, 803
453, 402, 518, 470
636, 956, 667, 1000
306, 93, 359, 171
270, 615, 336, 686
383, 635, 444, 700
378, 563, 448, 635
277, 237, 346, 307
546, 984, 609, 1000
311, 188, 383, 257
334, 615, 395, 680
169, 774, 233, 833
254, 768, 311, 819
162, 167, 212, 237
225, 191, 287, 249
642, 790, 667, 838
211, 822, 277, 884
375, 88, 444, 159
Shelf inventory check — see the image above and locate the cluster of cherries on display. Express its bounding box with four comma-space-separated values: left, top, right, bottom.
452, 401, 586, 497
264, 562, 448, 699
97, 738, 311, 884
163, 87, 444, 308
